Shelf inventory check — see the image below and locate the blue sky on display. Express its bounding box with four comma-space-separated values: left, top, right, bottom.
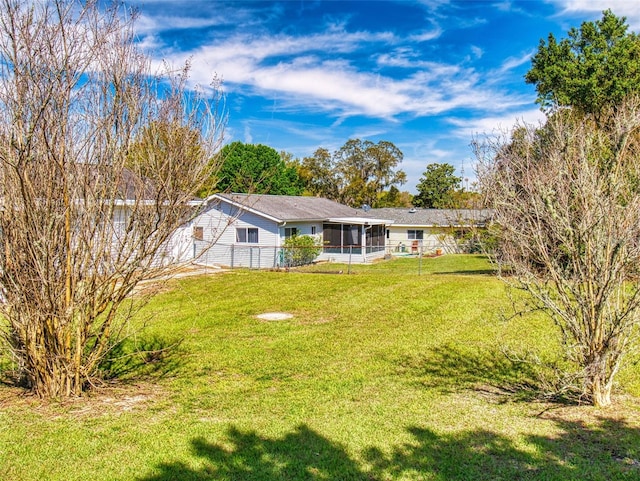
129, 0, 640, 193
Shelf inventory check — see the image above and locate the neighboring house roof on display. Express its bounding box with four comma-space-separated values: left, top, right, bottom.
82, 166, 165, 204
209, 193, 389, 225
365, 207, 492, 227
117, 167, 158, 201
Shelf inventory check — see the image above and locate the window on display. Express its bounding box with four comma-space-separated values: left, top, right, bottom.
386, 229, 390, 239
408, 229, 424, 240
311, 225, 317, 235
193, 226, 204, 241
236, 227, 259, 243
284, 227, 298, 238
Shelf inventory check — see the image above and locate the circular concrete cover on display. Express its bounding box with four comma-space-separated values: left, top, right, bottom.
256, 312, 294, 321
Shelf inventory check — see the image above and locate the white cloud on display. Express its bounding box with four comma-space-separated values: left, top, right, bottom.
154, 27, 524, 121
493, 1, 513, 12
409, 26, 443, 42
376, 50, 461, 74
135, 13, 223, 36
130, 1, 279, 35
243, 124, 253, 144
447, 108, 546, 138
136, 1, 542, 126
498, 51, 534, 73
552, 0, 640, 30
471, 45, 484, 59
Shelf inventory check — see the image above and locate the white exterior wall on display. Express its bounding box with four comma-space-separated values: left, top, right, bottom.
387, 226, 456, 254
278, 222, 323, 244
191, 202, 281, 268
167, 223, 195, 263
108, 204, 196, 267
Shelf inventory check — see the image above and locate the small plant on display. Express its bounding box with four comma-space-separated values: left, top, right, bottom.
282, 235, 321, 267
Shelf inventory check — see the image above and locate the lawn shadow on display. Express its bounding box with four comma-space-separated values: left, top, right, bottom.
139, 418, 640, 480
395, 343, 560, 402
366, 415, 640, 480
98, 334, 185, 382
432, 269, 496, 275
139, 424, 374, 481
0, 335, 185, 392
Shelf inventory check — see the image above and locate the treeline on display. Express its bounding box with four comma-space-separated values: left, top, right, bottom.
199, 139, 478, 209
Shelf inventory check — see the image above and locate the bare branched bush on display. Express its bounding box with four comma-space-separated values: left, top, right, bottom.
475, 99, 640, 407
0, 0, 224, 398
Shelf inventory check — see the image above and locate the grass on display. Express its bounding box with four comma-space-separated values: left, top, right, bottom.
1, 255, 640, 480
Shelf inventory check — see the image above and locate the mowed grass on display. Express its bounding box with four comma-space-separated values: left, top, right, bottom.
2, 255, 640, 480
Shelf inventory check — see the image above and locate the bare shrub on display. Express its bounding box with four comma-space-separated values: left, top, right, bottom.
0, 0, 224, 398
475, 99, 640, 406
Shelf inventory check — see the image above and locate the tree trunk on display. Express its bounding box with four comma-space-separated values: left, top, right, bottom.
588, 376, 612, 407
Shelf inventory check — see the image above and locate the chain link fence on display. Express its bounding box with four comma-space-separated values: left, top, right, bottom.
190, 240, 487, 275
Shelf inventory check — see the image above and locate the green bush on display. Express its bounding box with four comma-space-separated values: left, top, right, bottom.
282, 235, 321, 267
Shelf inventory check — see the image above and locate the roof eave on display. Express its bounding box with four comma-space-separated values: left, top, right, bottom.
207, 193, 283, 223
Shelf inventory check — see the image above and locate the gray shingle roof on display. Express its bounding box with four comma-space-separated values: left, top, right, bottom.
365, 207, 492, 227
215, 193, 361, 221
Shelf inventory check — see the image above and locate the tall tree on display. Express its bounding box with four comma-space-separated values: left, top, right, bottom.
413, 163, 462, 208
298, 147, 340, 199
0, 0, 224, 398
476, 98, 640, 407
334, 139, 406, 208
525, 10, 640, 115
214, 141, 303, 196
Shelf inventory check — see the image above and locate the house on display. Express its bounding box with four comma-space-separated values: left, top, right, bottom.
366, 207, 492, 255
188, 193, 391, 268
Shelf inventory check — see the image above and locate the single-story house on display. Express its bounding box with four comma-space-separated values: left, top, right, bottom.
365, 207, 492, 255
188, 193, 391, 268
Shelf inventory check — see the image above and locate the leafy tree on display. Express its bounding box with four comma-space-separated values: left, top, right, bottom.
476, 98, 640, 407
334, 139, 406, 207
450, 189, 482, 209
295, 140, 406, 207
213, 142, 303, 196
413, 163, 462, 208
297, 148, 340, 199
0, 0, 224, 398
376, 186, 413, 207
526, 10, 640, 116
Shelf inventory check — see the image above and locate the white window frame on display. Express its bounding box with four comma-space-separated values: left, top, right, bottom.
408, 229, 424, 240
236, 227, 259, 243
284, 227, 298, 238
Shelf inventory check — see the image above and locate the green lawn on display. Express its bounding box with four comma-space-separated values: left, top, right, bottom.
2, 255, 640, 480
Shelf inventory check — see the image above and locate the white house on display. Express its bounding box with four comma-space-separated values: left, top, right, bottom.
366, 207, 492, 255
187, 193, 391, 268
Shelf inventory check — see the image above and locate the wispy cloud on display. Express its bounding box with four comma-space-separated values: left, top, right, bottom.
552, 0, 640, 30
498, 51, 534, 73
409, 26, 443, 42
127, 0, 574, 189
153, 25, 532, 122
470, 45, 484, 59
447, 108, 546, 138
